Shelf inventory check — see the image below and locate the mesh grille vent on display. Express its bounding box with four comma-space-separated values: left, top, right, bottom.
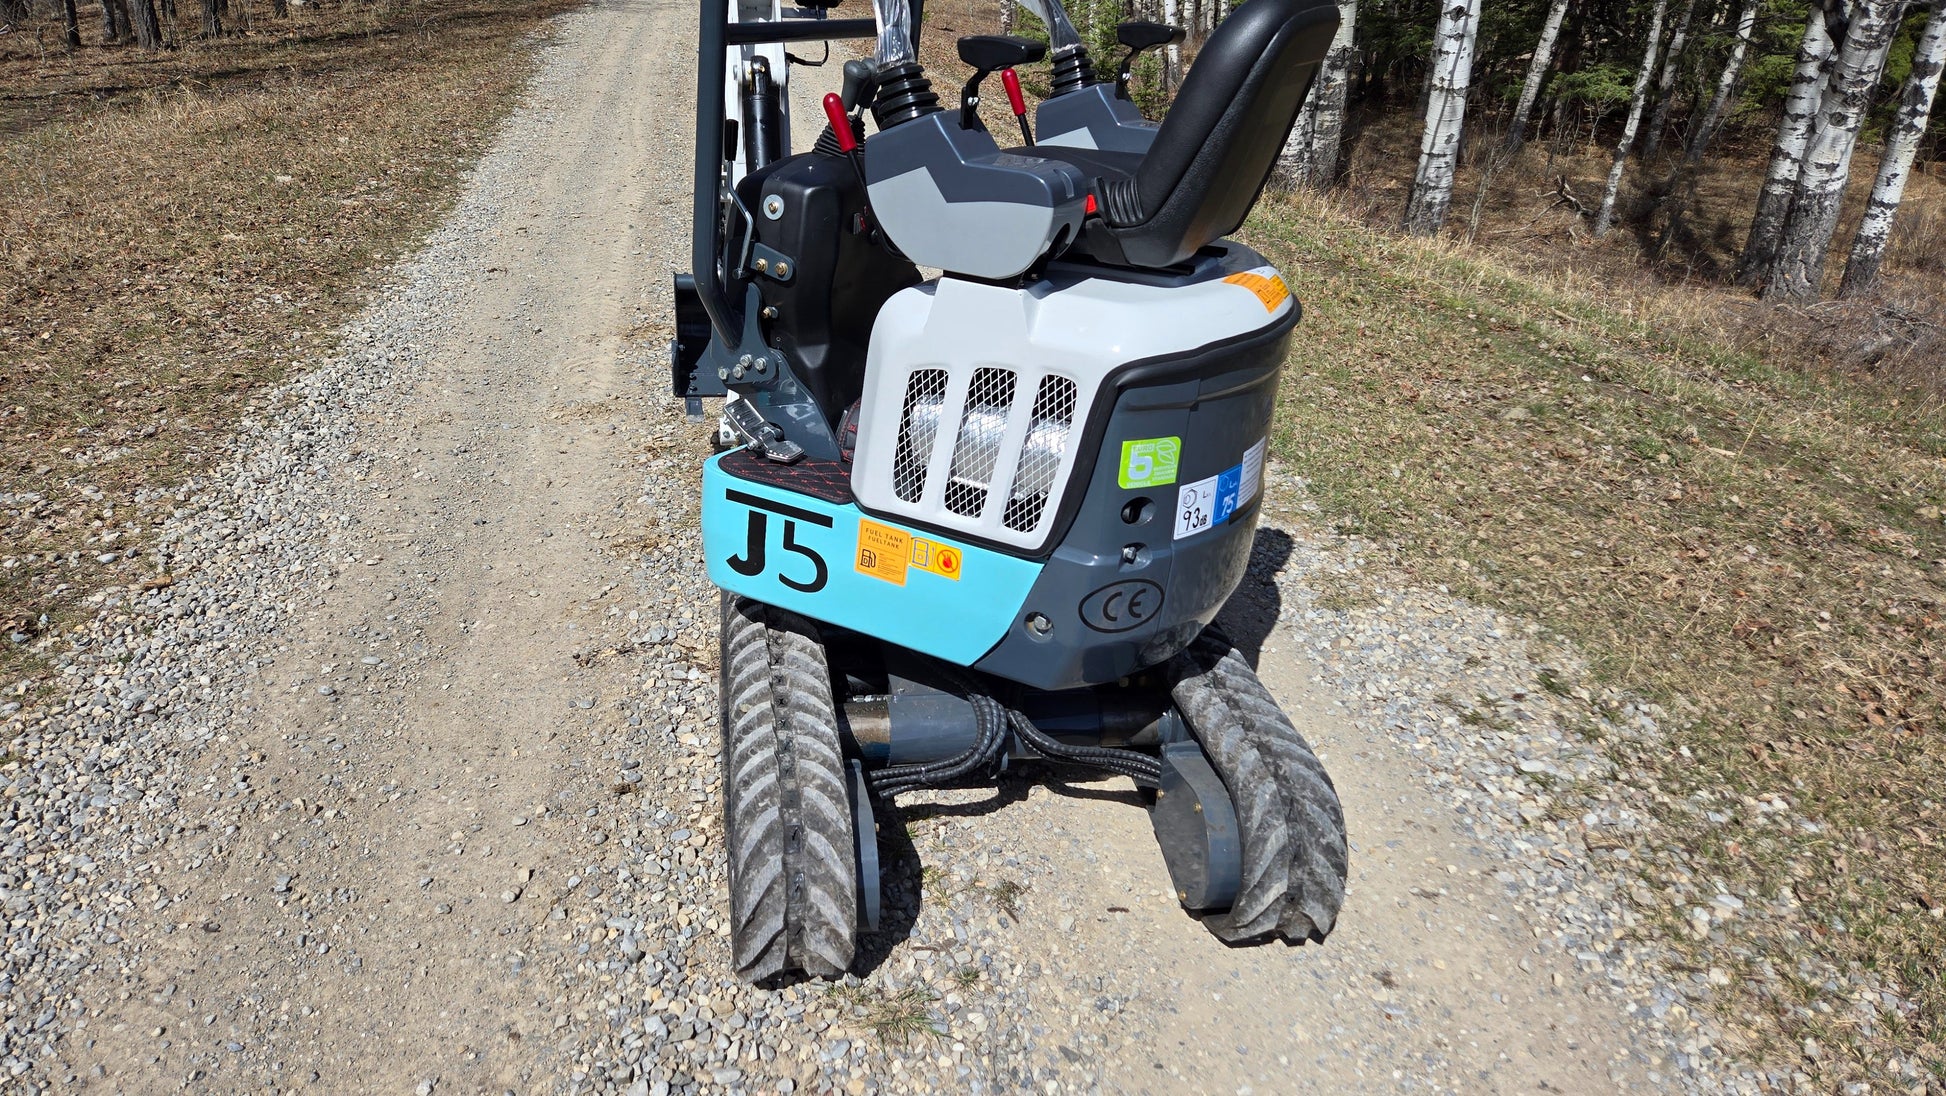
1003, 375, 1077, 532
892, 369, 948, 503
944, 367, 1018, 518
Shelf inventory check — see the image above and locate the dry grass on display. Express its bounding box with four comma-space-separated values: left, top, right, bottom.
1245, 191, 1945, 1088
0, 0, 579, 681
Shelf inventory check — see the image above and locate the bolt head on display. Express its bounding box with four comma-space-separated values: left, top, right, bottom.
1025, 612, 1052, 636
731, 364, 746, 380
738, 354, 753, 368
774, 261, 790, 278
717, 366, 730, 381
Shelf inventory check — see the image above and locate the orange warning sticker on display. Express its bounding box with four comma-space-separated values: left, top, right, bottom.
1223, 268, 1291, 313
856, 519, 911, 586
910, 539, 963, 581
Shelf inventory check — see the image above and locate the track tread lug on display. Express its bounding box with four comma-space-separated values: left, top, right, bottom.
721, 594, 860, 982
1170, 628, 1349, 944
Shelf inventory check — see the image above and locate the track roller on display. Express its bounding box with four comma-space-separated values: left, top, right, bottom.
720, 595, 861, 981
1168, 628, 1349, 944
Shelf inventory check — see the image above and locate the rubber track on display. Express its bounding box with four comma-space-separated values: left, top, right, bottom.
1169, 628, 1349, 943
720, 595, 858, 981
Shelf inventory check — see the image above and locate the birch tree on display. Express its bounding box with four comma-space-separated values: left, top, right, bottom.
1736, 3, 1838, 286
1593, 0, 1671, 237
1764, 0, 1903, 300
1683, 0, 1762, 163
1505, 0, 1571, 150
1277, 0, 1359, 189
1840, 0, 1946, 296
1642, 0, 1698, 160
1404, 0, 1482, 235
1163, 0, 1183, 89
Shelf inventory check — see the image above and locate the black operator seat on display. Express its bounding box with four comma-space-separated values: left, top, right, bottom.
957, 34, 1047, 72
1046, 0, 1337, 269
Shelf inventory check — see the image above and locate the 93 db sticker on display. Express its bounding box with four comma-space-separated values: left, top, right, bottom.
1174, 438, 1266, 541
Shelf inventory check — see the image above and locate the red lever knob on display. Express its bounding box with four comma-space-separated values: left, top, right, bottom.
823, 92, 858, 152
1001, 68, 1027, 117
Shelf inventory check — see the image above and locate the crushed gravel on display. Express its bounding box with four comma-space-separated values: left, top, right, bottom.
0, 1, 1875, 1093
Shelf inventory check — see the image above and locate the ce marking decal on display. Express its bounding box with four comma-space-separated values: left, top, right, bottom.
1079, 579, 1164, 633
724, 489, 830, 593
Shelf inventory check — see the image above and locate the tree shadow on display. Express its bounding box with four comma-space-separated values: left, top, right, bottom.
1211, 523, 1295, 670
847, 761, 1150, 975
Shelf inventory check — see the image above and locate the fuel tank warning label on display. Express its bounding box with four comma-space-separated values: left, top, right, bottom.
1174, 438, 1266, 541
856, 519, 964, 585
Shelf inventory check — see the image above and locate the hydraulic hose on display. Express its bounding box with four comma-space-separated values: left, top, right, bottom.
1007, 708, 1163, 785
863, 663, 1164, 797
867, 666, 1009, 796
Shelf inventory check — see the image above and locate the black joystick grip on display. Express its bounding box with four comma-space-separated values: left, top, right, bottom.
957, 34, 1048, 73
1118, 20, 1184, 51
841, 59, 878, 113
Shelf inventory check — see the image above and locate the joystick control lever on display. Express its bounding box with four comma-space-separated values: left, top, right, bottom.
1001, 68, 1032, 145
1114, 20, 1184, 100
954, 34, 1047, 133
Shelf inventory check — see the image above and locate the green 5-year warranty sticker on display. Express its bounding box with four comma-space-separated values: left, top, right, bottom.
1119, 437, 1181, 489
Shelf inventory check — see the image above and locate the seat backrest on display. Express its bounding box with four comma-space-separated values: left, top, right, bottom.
1101, 0, 1337, 267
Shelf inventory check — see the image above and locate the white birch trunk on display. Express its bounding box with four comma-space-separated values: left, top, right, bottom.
1163, 0, 1183, 89
1593, 0, 1671, 237
1683, 0, 1761, 163
1282, 84, 1322, 186
1736, 3, 1835, 286
1000, 0, 1013, 34
1764, 0, 1904, 300
1642, 0, 1698, 160
1841, 0, 1946, 296
1276, 0, 1358, 188
1505, 0, 1570, 150
1404, 0, 1482, 235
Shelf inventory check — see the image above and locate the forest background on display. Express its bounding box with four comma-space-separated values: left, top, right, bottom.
5, 0, 1946, 1089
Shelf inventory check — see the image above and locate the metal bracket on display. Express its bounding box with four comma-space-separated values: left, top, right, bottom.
722, 397, 805, 464
849, 760, 882, 932
1149, 741, 1241, 911
750, 242, 796, 283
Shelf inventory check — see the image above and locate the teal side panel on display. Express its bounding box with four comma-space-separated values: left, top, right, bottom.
701, 456, 1042, 667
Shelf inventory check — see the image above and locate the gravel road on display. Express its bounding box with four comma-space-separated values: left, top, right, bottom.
3, 1, 1766, 1093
